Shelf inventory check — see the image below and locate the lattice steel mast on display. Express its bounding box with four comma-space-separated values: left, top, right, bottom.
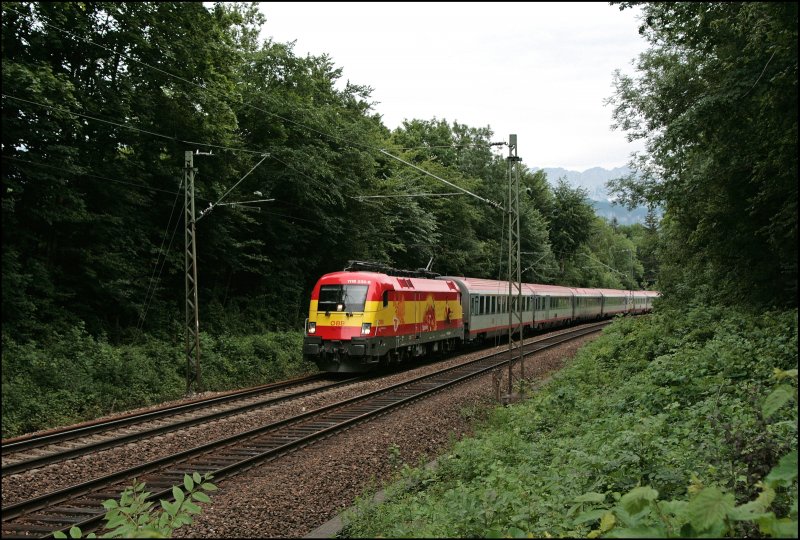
185, 151, 201, 394
505, 134, 524, 401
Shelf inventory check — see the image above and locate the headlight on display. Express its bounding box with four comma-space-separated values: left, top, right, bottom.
307, 321, 316, 334
361, 322, 371, 335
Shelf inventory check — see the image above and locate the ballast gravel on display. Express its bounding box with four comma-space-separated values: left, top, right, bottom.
2, 329, 598, 538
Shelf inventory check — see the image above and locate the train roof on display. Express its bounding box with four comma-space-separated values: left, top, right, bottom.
316, 271, 458, 293
316, 272, 659, 299
570, 287, 604, 296
442, 276, 575, 296
594, 288, 633, 297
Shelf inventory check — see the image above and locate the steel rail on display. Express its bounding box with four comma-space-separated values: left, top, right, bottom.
2, 373, 329, 451
2, 322, 608, 538
2, 374, 361, 476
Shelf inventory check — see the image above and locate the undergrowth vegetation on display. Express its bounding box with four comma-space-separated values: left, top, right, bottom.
1, 327, 313, 439
341, 306, 798, 537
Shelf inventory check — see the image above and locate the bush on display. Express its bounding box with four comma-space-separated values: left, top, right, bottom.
341, 307, 798, 538
1, 325, 314, 438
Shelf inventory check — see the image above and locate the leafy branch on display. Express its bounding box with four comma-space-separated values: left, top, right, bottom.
53, 473, 217, 539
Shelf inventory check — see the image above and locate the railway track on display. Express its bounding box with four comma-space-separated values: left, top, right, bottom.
1, 321, 608, 539
1, 373, 361, 477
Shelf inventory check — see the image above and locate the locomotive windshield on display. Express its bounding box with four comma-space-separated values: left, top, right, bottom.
318, 284, 369, 312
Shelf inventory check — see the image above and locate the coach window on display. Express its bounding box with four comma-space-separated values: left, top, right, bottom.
491, 296, 496, 314
383, 290, 389, 307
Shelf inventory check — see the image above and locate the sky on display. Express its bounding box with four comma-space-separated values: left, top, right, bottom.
257, 2, 649, 172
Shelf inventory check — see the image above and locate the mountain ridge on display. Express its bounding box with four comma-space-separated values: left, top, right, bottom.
531, 165, 651, 225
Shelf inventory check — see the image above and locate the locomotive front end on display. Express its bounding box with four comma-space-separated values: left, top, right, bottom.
303, 272, 386, 372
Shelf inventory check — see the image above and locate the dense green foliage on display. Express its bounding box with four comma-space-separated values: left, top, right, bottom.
607, 2, 797, 308
1, 2, 651, 348
1, 327, 311, 438
2, 1, 651, 438
53, 473, 217, 538
341, 307, 798, 537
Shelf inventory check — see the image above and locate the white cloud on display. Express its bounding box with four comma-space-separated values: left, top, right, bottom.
258, 2, 648, 171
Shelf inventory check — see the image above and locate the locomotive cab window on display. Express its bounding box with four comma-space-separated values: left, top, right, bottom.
318, 284, 369, 312
382, 290, 389, 307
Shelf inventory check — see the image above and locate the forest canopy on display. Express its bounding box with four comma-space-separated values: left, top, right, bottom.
2, 1, 657, 345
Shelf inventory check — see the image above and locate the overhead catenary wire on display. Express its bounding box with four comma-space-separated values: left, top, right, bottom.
2, 94, 268, 156
378, 149, 503, 209
349, 192, 464, 200
2, 155, 186, 196
197, 153, 270, 221
137, 179, 186, 334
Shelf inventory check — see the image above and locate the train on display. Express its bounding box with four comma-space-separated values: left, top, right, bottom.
302, 261, 659, 373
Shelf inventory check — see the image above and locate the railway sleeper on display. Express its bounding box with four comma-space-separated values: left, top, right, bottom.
3, 524, 63, 533
19, 514, 84, 524
46, 507, 102, 517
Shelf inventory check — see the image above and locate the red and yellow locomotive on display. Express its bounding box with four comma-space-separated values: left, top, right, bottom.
302, 266, 463, 372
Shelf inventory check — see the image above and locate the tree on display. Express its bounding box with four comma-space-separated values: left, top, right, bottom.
547, 179, 596, 277
2, 2, 244, 341
607, 2, 797, 308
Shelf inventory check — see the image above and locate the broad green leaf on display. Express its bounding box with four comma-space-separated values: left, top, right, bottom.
172, 486, 185, 505
759, 516, 798, 538
575, 492, 607, 503
762, 385, 793, 418
687, 487, 735, 531
573, 509, 608, 525
765, 450, 798, 488
183, 474, 194, 492
773, 368, 798, 380
658, 499, 689, 517
160, 499, 177, 517
200, 482, 217, 491
619, 486, 659, 516
599, 512, 616, 533
183, 501, 202, 515
729, 485, 776, 520
192, 491, 212, 503
102, 499, 118, 510
54, 533, 67, 539
606, 525, 666, 538
193, 472, 202, 484
508, 526, 527, 538
105, 515, 126, 529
